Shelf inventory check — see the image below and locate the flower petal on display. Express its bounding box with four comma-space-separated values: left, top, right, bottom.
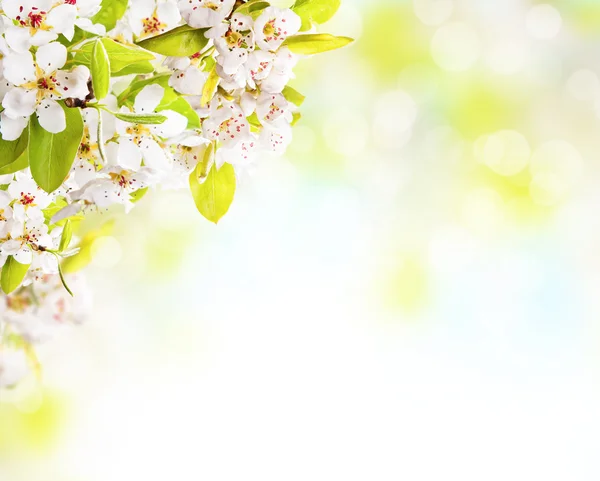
134, 84, 164, 113
36, 99, 66, 134
0, 112, 29, 141
36, 42, 67, 74
2, 88, 36, 119
3, 52, 36, 85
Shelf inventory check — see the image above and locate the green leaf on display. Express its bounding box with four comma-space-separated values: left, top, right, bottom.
0, 148, 28, 175
62, 221, 114, 274
59, 220, 73, 252
282, 85, 306, 106
117, 73, 171, 106
1, 256, 30, 294
189, 162, 236, 224
0, 127, 28, 170
73, 38, 155, 75
130, 187, 148, 203
292, 0, 341, 31
112, 60, 154, 77
92, 0, 129, 32
112, 112, 167, 124
58, 25, 98, 48
283, 34, 353, 55
235, 0, 270, 16
201, 66, 220, 107
29, 103, 84, 193
91, 40, 111, 101
137, 25, 209, 57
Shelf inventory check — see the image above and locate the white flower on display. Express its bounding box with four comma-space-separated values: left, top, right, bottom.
115, 84, 187, 173
260, 47, 298, 94
260, 124, 292, 154
254, 7, 300, 52
128, 0, 181, 39
0, 348, 30, 388
168, 53, 208, 95
207, 13, 255, 75
2, 0, 77, 53
7, 171, 53, 223
202, 101, 251, 148
166, 132, 210, 186
1, 42, 90, 138
72, 165, 155, 212
2, 219, 52, 264
244, 49, 275, 89
177, 0, 236, 28
256, 92, 293, 129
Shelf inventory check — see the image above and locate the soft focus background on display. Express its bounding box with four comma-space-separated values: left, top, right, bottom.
3, 0, 600, 479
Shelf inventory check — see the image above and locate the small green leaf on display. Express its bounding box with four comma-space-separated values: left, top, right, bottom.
235, 0, 270, 16
137, 25, 209, 57
112, 112, 167, 124
201, 66, 220, 107
117, 73, 171, 106
29, 103, 84, 193
91, 39, 111, 100
282, 85, 306, 106
283, 34, 353, 55
292, 0, 341, 31
73, 38, 155, 75
59, 220, 73, 252
92, 0, 129, 32
292, 112, 302, 126
1, 256, 30, 294
0, 127, 28, 169
189, 162, 236, 224
130, 187, 148, 203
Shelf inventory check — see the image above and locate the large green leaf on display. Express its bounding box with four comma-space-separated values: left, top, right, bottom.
292, 0, 341, 31
0, 128, 28, 170
29, 103, 84, 193
283, 34, 353, 54
92, 0, 129, 32
137, 25, 209, 57
189, 162, 236, 224
91, 39, 111, 100
0, 148, 28, 175
73, 38, 155, 75
1, 256, 30, 294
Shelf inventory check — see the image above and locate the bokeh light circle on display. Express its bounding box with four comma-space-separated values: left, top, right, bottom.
526, 4, 562, 40
431, 22, 481, 72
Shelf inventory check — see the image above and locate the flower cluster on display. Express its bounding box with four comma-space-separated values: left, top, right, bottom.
0, 0, 350, 388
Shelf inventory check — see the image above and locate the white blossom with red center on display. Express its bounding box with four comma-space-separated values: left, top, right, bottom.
202, 101, 251, 148
207, 12, 255, 75
2, 0, 77, 53
253, 6, 301, 52
128, 0, 181, 39
1, 42, 90, 138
